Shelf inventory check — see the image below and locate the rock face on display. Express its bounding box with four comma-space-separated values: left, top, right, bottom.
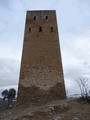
17, 10, 66, 105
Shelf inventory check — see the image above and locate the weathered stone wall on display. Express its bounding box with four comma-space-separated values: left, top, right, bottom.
17, 10, 66, 105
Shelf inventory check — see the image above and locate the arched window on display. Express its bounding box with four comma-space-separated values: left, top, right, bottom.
39, 26, 42, 32
29, 28, 31, 32
51, 27, 53, 32
34, 16, 36, 20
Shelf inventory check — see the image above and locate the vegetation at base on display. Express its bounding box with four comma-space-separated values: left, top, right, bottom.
1, 88, 16, 108
77, 96, 90, 103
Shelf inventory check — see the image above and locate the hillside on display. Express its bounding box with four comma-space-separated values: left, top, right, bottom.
0, 98, 16, 109
0, 98, 9, 109
0, 99, 90, 120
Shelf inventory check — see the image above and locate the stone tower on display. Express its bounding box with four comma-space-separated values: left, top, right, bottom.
18, 10, 66, 104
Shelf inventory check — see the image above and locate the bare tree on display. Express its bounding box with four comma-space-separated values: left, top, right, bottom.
75, 77, 88, 98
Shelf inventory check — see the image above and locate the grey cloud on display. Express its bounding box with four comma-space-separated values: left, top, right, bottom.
59, 0, 90, 37
0, 0, 10, 8
65, 78, 80, 96
0, 58, 20, 87
78, 0, 90, 5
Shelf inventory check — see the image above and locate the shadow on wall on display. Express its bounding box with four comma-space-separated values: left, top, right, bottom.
18, 83, 66, 105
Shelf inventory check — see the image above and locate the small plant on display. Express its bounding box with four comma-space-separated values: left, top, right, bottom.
75, 77, 89, 98
75, 77, 90, 103
1, 88, 16, 107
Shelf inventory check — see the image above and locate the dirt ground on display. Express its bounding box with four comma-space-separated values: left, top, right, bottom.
0, 99, 90, 120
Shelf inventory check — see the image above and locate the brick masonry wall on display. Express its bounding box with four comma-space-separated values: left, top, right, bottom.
17, 10, 66, 105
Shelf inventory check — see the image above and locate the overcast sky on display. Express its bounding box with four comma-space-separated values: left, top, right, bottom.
0, 0, 90, 97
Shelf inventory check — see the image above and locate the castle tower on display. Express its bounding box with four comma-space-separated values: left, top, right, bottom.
18, 10, 66, 104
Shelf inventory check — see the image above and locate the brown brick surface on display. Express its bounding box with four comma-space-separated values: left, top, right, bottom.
17, 10, 66, 105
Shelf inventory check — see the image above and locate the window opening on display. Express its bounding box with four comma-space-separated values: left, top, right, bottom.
39, 26, 42, 32
46, 16, 48, 20
51, 27, 53, 32
34, 16, 36, 20
29, 28, 31, 32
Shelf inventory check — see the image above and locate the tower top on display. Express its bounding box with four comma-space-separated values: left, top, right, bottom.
27, 10, 56, 13
26, 10, 56, 22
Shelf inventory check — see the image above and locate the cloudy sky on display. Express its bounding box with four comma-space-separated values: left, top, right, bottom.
0, 0, 90, 97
